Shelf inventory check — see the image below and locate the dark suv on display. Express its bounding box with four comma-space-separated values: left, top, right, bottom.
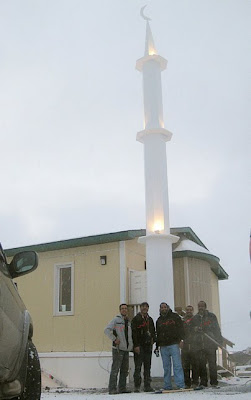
0, 244, 41, 399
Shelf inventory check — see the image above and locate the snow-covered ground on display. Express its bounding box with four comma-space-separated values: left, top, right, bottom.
41, 391, 251, 400
41, 376, 251, 399
41, 381, 251, 399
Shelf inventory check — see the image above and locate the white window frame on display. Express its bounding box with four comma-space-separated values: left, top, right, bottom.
54, 262, 74, 316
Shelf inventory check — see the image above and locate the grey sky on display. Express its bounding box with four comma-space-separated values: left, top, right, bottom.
0, 0, 250, 351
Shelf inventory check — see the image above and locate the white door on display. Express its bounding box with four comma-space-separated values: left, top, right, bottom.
129, 270, 147, 304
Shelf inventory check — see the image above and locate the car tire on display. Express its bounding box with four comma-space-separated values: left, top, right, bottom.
20, 340, 41, 399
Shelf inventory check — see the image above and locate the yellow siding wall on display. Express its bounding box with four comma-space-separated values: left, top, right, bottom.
14, 243, 121, 352
125, 239, 145, 271
188, 258, 213, 311
12, 241, 222, 354
173, 258, 185, 308
125, 238, 145, 302
173, 257, 221, 320
210, 270, 221, 324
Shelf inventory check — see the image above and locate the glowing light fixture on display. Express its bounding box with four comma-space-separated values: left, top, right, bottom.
148, 47, 157, 56
153, 221, 164, 234
159, 118, 164, 128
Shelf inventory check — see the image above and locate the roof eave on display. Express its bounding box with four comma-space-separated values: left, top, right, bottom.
4, 229, 146, 256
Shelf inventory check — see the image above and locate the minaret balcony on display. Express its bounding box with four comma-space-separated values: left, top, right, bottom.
136, 54, 167, 72
137, 127, 173, 143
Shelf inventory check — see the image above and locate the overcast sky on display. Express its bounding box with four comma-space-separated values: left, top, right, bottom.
0, 0, 250, 351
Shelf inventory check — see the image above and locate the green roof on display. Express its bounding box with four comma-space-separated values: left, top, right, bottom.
4, 227, 202, 255
4, 229, 146, 256
171, 227, 208, 249
4, 227, 228, 280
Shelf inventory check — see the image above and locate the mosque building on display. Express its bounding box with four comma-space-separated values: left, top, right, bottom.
5, 9, 231, 389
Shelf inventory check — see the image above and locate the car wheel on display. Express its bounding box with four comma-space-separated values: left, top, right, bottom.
20, 340, 41, 399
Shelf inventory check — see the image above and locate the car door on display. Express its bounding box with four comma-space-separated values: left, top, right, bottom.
0, 257, 26, 381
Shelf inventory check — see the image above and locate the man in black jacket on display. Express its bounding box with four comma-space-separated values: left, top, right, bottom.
131, 302, 156, 392
191, 301, 222, 387
156, 303, 185, 390
181, 305, 199, 388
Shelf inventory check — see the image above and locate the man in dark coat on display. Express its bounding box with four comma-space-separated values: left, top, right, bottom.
181, 305, 199, 388
191, 301, 222, 387
131, 302, 156, 392
156, 303, 185, 390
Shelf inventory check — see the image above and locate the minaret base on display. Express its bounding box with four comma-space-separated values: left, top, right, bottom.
138, 233, 179, 377
138, 233, 179, 319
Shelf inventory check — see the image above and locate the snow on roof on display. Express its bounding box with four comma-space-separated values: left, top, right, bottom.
174, 238, 213, 255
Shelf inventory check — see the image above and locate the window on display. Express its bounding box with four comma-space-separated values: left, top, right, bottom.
54, 263, 74, 315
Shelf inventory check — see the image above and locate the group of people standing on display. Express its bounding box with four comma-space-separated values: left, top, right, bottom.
104, 300, 222, 395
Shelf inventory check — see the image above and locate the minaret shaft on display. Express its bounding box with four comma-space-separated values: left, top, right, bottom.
143, 61, 164, 129
136, 18, 179, 321
143, 135, 170, 235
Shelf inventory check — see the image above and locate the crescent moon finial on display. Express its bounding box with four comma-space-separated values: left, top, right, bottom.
140, 5, 151, 21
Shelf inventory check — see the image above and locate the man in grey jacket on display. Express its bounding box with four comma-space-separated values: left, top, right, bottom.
104, 304, 133, 395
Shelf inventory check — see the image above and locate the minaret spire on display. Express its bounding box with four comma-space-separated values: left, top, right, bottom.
145, 20, 157, 56
136, 7, 179, 317
140, 5, 157, 56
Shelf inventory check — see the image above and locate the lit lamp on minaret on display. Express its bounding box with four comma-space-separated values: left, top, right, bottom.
136, 6, 179, 320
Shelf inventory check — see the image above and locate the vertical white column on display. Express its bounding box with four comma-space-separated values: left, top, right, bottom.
136, 21, 179, 320
144, 134, 170, 235
119, 241, 126, 303
146, 237, 175, 319
143, 60, 164, 129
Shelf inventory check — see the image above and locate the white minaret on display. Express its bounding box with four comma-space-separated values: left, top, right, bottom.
136, 8, 179, 323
